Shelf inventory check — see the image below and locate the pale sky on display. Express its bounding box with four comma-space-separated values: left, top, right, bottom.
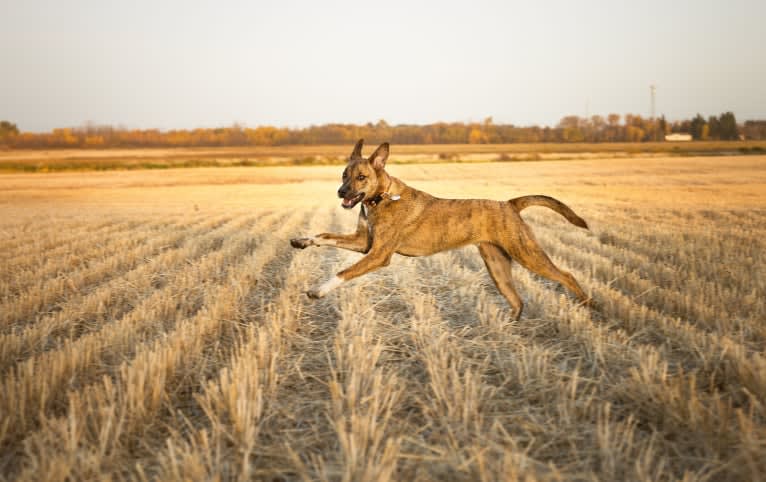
2, 0, 765, 132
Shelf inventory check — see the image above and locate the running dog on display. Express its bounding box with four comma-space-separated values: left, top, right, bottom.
290, 139, 591, 319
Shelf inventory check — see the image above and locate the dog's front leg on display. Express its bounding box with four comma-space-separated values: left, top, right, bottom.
306, 243, 395, 299
290, 232, 369, 253
290, 212, 370, 253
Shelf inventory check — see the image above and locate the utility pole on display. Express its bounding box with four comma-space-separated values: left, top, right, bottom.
650, 85, 657, 141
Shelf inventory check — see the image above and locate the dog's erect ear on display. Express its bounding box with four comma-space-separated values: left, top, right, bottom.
369, 142, 389, 170
350, 138, 364, 159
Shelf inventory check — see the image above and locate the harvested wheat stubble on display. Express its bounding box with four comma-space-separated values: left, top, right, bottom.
0, 157, 765, 481
6, 212, 299, 479
0, 217, 140, 279
1, 215, 258, 461
0, 215, 222, 330
0, 217, 126, 262
0, 214, 243, 373
154, 208, 330, 480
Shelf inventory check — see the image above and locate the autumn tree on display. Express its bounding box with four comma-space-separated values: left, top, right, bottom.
689, 114, 707, 140
718, 112, 738, 140
558, 116, 584, 142
0, 121, 19, 145
658, 115, 669, 136
707, 115, 721, 139
1, 112, 751, 147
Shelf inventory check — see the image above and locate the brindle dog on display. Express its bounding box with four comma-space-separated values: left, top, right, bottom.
290, 139, 591, 320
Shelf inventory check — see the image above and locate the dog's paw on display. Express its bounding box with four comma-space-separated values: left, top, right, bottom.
306, 289, 322, 299
290, 237, 313, 249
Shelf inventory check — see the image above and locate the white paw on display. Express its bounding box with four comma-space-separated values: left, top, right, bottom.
306, 276, 343, 299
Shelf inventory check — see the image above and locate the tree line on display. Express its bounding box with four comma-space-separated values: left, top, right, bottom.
1, 112, 762, 149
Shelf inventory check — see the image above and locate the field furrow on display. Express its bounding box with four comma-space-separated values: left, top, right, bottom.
543, 285, 761, 478
449, 244, 765, 480
563, 260, 766, 400
548, 300, 766, 481
508, 220, 766, 403
529, 221, 766, 347
568, 211, 766, 300
366, 249, 626, 480
451, 221, 766, 409
153, 207, 334, 480
277, 211, 411, 480
315, 285, 405, 481
0, 213, 250, 372
0, 212, 284, 473
11, 210, 308, 480
0, 217, 134, 265
0, 215, 235, 333
0, 216, 192, 301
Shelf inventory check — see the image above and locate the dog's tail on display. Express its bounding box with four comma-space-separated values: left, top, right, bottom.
509, 195, 589, 229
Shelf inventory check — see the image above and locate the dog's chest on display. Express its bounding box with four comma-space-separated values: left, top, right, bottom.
360, 204, 381, 238
360, 204, 373, 235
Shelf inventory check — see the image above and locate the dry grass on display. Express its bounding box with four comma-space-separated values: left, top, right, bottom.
1, 141, 765, 172
1, 155, 765, 481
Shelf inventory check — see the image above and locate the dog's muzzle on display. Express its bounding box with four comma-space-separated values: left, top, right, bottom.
340, 192, 364, 209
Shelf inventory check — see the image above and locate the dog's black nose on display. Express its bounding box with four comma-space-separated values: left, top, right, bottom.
338, 186, 348, 198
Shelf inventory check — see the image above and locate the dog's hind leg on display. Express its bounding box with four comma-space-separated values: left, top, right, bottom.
478, 242, 524, 320
506, 233, 590, 305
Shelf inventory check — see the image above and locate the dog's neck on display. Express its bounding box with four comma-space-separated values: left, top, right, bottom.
364, 171, 397, 208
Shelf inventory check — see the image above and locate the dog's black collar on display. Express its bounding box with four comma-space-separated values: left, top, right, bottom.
364, 176, 395, 208
365, 192, 387, 207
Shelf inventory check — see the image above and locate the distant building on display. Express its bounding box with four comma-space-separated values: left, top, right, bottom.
665, 133, 693, 141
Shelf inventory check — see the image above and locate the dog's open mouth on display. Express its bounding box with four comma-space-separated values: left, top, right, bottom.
341, 192, 364, 209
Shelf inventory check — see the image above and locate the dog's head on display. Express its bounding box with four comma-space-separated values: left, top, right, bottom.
337, 139, 389, 209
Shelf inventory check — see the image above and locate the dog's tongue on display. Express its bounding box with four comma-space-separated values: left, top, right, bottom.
342, 197, 355, 208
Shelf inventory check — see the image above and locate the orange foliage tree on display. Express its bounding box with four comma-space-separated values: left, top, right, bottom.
0, 112, 752, 148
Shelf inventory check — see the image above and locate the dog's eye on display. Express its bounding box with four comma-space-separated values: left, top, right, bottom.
356, 175, 366, 181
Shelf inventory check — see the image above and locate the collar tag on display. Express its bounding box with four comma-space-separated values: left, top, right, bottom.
390, 195, 400, 201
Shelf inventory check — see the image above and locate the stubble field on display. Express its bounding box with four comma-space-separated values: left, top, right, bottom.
1, 155, 765, 481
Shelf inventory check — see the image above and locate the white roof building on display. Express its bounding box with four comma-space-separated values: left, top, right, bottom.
665, 133, 693, 141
